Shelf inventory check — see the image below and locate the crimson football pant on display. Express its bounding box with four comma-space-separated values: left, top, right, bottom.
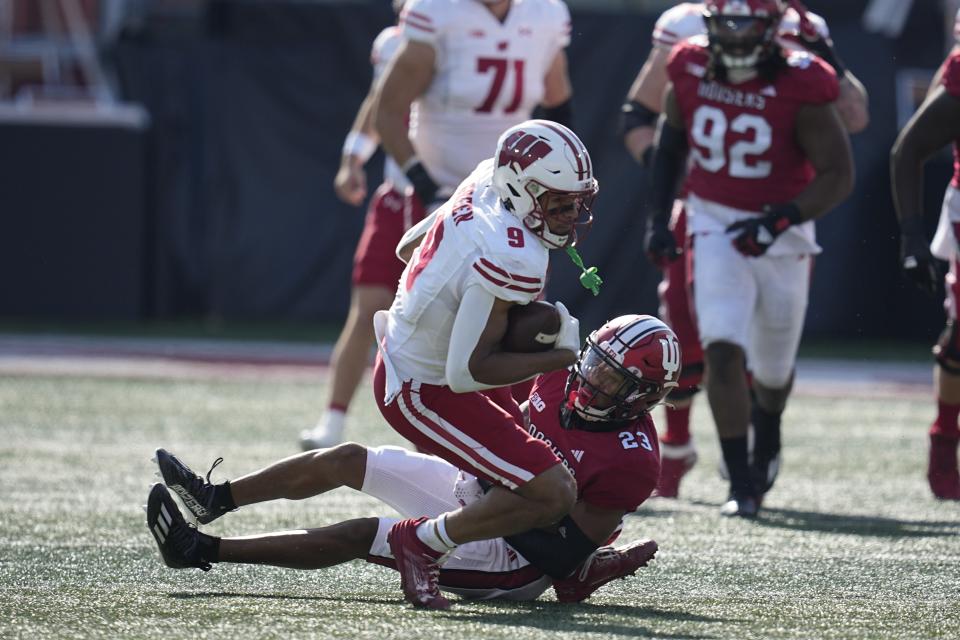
373, 355, 560, 491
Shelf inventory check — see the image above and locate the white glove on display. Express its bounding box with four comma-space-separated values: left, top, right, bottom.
554, 301, 582, 353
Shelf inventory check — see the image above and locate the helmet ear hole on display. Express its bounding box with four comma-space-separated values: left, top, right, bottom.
507, 183, 521, 198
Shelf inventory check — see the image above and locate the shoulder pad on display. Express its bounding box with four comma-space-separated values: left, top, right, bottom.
653, 3, 706, 49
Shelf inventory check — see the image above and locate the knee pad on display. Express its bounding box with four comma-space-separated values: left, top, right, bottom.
934, 320, 960, 374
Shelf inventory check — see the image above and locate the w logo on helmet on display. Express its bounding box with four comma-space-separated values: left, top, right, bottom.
497, 131, 553, 171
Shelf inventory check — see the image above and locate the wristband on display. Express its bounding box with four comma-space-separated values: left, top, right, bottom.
342, 132, 377, 163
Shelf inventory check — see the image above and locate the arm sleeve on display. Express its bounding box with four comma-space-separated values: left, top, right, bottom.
445, 284, 500, 393
398, 0, 445, 46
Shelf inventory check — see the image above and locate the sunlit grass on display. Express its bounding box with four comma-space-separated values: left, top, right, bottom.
0, 371, 957, 639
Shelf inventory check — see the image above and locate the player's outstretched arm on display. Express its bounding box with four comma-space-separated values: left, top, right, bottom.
792, 103, 854, 221
446, 287, 576, 393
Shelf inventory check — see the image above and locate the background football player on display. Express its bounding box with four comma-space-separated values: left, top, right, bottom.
644, 0, 854, 517
890, 20, 960, 500
302, 0, 576, 451
148, 315, 680, 607
620, 0, 868, 499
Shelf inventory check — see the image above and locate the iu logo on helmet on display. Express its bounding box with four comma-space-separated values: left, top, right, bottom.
659, 337, 681, 382
497, 131, 553, 171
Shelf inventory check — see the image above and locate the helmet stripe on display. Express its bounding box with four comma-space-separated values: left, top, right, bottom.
610, 317, 668, 355
540, 121, 588, 181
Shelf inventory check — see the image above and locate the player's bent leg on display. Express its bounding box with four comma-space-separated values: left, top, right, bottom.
302, 285, 395, 451
230, 443, 368, 505
219, 517, 378, 569
361, 445, 466, 517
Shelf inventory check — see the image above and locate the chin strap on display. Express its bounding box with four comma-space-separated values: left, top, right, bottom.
565, 246, 602, 296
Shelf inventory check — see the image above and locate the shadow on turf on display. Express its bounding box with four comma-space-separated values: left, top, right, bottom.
168, 592, 728, 636
689, 501, 958, 538
442, 601, 727, 638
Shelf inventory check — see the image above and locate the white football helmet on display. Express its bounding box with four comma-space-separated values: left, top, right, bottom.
491, 119, 599, 249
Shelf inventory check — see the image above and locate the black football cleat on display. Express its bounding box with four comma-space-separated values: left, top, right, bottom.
154, 448, 231, 524
751, 451, 782, 495
719, 492, 759, 518
146, 483, 212, 571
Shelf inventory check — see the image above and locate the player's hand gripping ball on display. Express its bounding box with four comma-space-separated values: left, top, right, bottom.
501, 301, 562, 353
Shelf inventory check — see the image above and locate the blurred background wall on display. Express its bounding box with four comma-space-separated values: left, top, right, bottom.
0, 0, 954, 342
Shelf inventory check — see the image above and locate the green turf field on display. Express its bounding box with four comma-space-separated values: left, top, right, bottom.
1, 371, 957, 639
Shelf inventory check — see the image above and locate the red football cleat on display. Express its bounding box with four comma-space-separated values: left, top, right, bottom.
927, 433, 960, 500
387, 517, 451, 609
553, 539, 658, 603
654, 441, 697, 498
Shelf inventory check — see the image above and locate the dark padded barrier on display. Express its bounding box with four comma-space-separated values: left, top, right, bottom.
0, 114, 149, 320
3, 0, 951, 343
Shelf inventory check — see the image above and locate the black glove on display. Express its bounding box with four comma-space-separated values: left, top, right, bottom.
726, 203, 803, 257
644, 217, 681, 267
899, 217, 940, 296
404, 160, 439, 208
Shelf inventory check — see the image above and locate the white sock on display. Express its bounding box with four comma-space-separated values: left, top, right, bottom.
415, 514, 457, 553
316, 408, 346, 437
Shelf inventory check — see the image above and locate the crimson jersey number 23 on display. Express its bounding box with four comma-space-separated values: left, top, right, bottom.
690, 105, 772, 179
475, 57, 525, 114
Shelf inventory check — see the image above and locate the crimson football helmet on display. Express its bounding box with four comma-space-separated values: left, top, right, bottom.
703, 0, 785, 70
492, 120, 599, 249
563, 315, 682, 426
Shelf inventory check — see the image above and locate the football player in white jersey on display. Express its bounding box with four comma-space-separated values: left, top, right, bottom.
376, 0, 574, 209
302, 2, 410, 452
619, 0, 868, 500
371, 119, 598, 608
301, 0, 576, 450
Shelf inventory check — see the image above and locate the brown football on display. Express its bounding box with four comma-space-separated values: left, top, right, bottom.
501, 301, 561, 353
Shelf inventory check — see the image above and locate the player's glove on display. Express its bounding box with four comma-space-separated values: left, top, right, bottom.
644, 217, 681, 267
404, 158, 439, 208
554, 301, 582, 354
726, 203, 804, 257
899, 217, 940, 297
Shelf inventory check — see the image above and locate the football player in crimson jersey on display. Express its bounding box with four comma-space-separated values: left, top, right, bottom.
644, 0, 853, 517
619, 0, 868, 500
301, 0, 576, 451
891, 39, 960, 500
146, 315, 678, 606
